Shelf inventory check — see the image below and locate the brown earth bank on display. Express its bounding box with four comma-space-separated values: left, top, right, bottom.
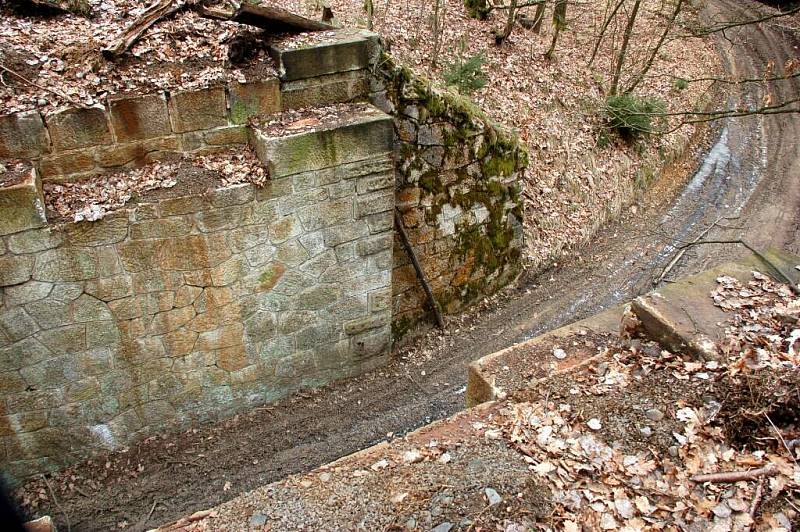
13, 0, 800, 530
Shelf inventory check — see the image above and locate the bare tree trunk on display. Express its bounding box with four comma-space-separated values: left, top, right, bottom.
532, 1, 546, 33
365, 0, 374, 30
625, 0, 684, 94
495, 0, 519, 44
609, 0, 641, 95
545, 0, 567, 59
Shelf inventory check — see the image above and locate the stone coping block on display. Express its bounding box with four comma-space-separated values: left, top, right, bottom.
0, 111, 49, 159
45, 106, 112, 151
631, 250, 800, 361
109, 93, 172, 142
268, 29, 376, 82
249, 105, 393, 178
0, 165, 47, 237
168, 87, 228, 133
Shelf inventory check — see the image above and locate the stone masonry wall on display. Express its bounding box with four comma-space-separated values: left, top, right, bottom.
0, 109, 395, 483
368, 54, 528, 337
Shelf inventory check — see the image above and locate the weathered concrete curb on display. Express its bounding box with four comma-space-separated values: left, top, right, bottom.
631, 249, 800, 360
466, 306, 623, 407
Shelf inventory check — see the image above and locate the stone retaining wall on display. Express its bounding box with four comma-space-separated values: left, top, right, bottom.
0, 26, 528, 481
369, 55, 528, 337
0, 109, 395, 483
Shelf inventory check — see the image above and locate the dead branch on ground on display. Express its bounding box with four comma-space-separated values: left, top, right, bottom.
103, 0, 192, 60
691, 465, 777, 483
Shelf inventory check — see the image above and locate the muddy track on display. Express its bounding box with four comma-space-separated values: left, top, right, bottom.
20, 2, 800, 529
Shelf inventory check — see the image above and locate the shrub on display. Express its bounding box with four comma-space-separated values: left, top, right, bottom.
443, 52, 489, 95
605, 93, 665, 142
673, 77, 689, 90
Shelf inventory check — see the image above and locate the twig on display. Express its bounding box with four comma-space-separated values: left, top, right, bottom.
405, 372, 431, 396
394, 209, 445, 329
41, 474, 71, 532
145, 498, 158, 525
765, 413, 799, 465
691, 465, 777, 483
655, 216, 725, 285
0, 63, 86, 108
749, 479, 764, 520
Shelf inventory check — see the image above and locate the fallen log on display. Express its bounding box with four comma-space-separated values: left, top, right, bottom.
690, 465, 777, 484
231, 3, 333, 32
102, 0, 192, 60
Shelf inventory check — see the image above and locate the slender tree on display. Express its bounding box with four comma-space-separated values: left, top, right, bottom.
609, 0, 641, 95
545, 0, 567, 59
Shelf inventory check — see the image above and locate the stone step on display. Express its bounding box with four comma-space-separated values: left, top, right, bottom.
269, 29, 378, 111
631, 249, 800, 360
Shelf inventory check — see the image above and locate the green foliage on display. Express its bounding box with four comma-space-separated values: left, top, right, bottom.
673, 77, 689, 90
605, 93, 666, 142
443, 51, 489, 95
464, 0, 490, 20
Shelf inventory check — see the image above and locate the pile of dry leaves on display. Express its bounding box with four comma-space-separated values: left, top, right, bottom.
0, 0, 275, 113
481, 272, 799, 530
43, 147, 267, 221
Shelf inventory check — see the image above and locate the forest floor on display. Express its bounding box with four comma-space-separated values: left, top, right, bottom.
11, 0, 800, 530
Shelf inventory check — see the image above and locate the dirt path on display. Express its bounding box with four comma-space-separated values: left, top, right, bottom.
17, 2, 800, 529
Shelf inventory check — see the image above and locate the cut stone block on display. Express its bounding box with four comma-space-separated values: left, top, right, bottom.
0, 165, 47, 237
229, 80, 281, 124
631, 250, 800, 361
281, 70, 369, 111
268, 30, 371, 82
45, 107, 112, 151
0, 111, 49, 159
109, 93, 171, 141
38, 150, 95, 178
168, 87, 228, 133
249, 105, 393, 178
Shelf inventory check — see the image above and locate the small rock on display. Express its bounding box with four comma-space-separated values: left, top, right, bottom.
553, 347, 567, 359
587, 418, 602, 431
595, 362, 609, 375
438, 452, 452, 464
645, 408, 664, 422
371, 459, 389, 471
249, 513, 268, 527
403, 449, 423, 463
319, 472, 331, 482
391, 492, 409, 504
639, 426, 652, 437
485, 487, 502, 506
432, 523, 453, 532
405, 517, 417, 529
712, 502, 732, 518
668, 446, 679, 458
